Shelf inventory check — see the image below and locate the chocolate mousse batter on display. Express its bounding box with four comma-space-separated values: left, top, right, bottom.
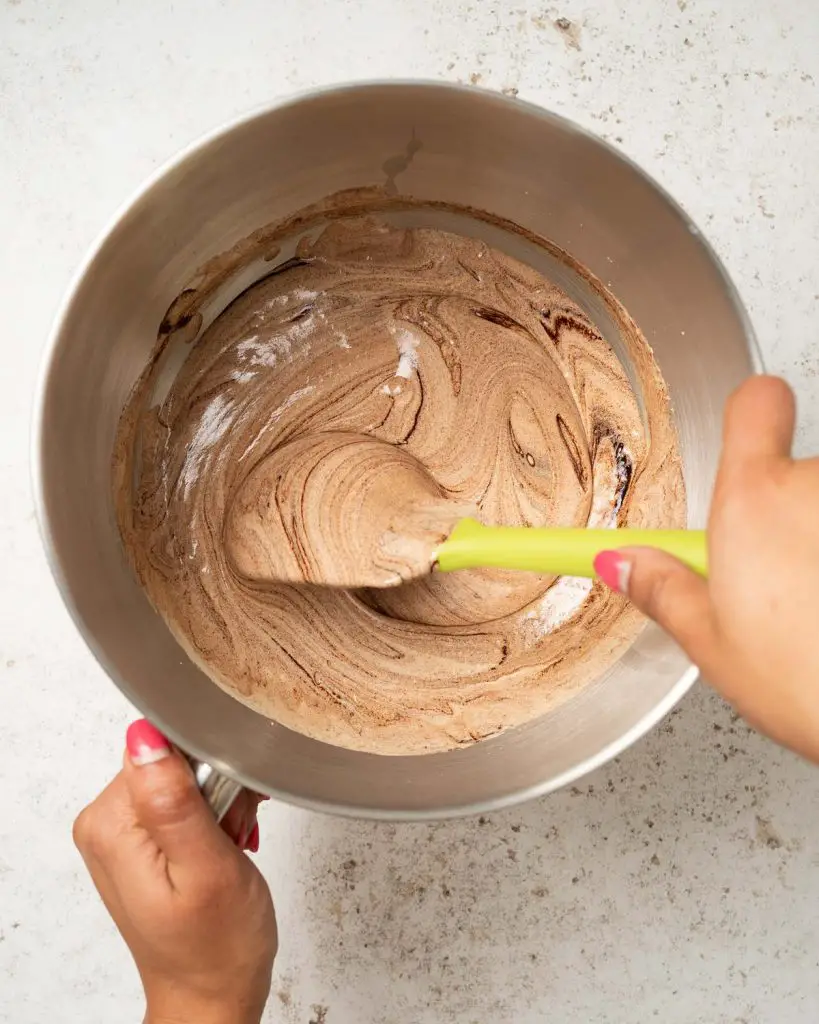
116, 214, 685, 755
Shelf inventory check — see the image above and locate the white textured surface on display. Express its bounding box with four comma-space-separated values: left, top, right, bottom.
2, 1, 819, 1021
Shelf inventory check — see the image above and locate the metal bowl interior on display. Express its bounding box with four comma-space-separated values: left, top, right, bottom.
33, 82, 758, 818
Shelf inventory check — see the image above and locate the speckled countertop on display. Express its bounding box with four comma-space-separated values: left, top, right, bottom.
1, 1, 818, 1021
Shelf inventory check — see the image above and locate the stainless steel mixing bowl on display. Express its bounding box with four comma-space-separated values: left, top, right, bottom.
33, 82, 759, 818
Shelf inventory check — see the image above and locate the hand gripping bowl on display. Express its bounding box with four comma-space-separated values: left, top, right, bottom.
33, 82, 759, 819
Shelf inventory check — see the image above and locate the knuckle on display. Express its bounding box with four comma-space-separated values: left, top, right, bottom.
714, 462, 776, 525
716, 473, 754, 516
632, 563, 677, 627
72, 807, 94, 852
645, 572, 675, 624
72, 804, 107, 856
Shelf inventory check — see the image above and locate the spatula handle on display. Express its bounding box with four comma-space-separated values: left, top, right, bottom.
436, 519, 708, 578
185, 756, 244, 822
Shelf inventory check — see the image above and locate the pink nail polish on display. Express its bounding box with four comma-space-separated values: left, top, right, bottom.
126, 719, 171, 766
246, 822, 260, 853
593, 550, 631, 594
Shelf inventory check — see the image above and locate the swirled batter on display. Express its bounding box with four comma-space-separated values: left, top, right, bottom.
116, 216, 685, 755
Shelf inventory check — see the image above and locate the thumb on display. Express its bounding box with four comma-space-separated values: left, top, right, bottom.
124, 719, 230, 864
594, 547, 721, 670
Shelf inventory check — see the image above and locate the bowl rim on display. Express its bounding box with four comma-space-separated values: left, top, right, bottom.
31, 79, 764, 819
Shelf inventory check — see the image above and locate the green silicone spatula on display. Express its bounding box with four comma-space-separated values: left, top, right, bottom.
230, 432, 707, 587
435, 519, 708, 578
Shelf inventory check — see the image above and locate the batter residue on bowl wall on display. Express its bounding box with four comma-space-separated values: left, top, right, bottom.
115, 207, 685, 755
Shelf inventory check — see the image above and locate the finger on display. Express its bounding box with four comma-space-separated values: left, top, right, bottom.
220, 790, 263, 849
73, 772, 152, 911
721, 375, 795, 468
73, 771, 150, 871
594, 547, 722, 670
73, 841, 127, 925
123, 719, 233, 867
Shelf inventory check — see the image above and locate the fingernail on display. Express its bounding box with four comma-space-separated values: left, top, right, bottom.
593, 550, 632, 595
246, 822, 260, 853
126, 719, 171, 766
